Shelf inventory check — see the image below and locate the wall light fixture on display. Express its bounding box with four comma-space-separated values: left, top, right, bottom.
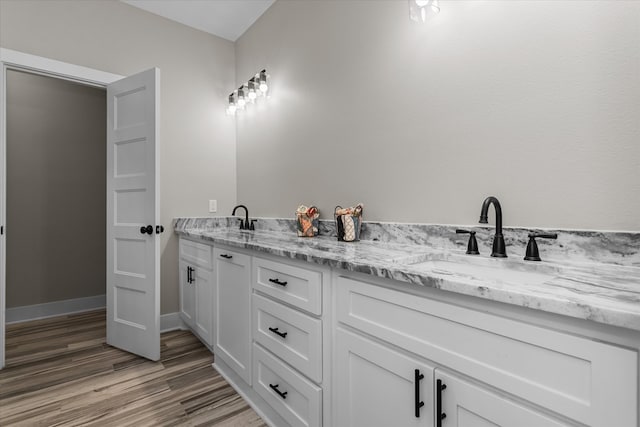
409, 0, 440, 22
226, 69, 269, 116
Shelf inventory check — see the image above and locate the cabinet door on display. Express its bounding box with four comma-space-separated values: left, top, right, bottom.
335, 327, 433, 427
214, 247, 252, 385
435, 370, 569, 427
193, 266, 213, 346
179, 259, 195, 328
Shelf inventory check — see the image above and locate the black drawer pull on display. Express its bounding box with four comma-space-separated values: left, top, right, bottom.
269, 383, 288, 399
220, 254, 233, 259
268, 278, 288, 287
268, 327, 288, 339
414, 369, 425, 418
436, 379, 447, 427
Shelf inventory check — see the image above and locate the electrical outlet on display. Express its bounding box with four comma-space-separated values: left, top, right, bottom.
209, 200, 217, 213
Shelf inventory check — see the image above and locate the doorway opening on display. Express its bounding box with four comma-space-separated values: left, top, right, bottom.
4, 69, 107, 367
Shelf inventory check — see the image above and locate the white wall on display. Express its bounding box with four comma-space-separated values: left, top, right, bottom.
235, 0, 640, 231
0, 0, 237, 313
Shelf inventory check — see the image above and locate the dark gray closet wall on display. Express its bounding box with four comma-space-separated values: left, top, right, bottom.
6, 69, 106, 308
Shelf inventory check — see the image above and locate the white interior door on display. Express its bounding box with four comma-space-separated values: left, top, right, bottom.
106, 68, 160, 361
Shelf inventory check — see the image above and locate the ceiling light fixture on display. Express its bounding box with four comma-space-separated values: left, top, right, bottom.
409, 0, 440, 23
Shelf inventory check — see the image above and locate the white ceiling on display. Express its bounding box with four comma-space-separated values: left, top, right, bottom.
121, 0, 276, 42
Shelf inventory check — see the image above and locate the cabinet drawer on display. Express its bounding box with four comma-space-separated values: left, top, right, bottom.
253, 293, 322, 382
179, 238, 212, 270
253, 343, 322, 427
253, 257, 322, 315
336, 275, 638, 427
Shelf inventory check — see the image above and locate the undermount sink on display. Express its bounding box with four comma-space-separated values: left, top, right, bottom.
404, 252, 560, 285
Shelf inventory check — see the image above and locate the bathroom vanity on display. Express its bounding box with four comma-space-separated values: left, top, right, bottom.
175, 217, 640, 427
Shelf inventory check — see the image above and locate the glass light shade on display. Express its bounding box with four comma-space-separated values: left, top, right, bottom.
409, 0, 440, 22
237, 88, 246, 109
247, 81, 257, 101
259, 70, 268, 93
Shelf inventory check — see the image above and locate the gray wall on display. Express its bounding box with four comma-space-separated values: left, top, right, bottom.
0, 0, 237, 314
235, 0, 640, 231
6, 70, 106, 308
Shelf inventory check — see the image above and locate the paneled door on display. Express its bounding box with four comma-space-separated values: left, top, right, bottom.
106, 68, 160, 361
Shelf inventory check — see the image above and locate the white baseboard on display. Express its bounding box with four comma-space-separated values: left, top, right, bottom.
6, 294, 106, 324
160, 312, 186, 333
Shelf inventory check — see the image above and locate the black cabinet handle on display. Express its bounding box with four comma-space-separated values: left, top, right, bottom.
140, 225, 153, 234
269, 383, 288, 399
220, 254, 233, 259
268, 327, 288, 339
436, 379, 447, 427
156, 225, 164, 234
414, 369, 425, 418
268, 278, 288, 287
187, 266, 191, 284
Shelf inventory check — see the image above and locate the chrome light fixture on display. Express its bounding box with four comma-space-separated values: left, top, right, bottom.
226, 69, 269, 116
409, 0, 440, 22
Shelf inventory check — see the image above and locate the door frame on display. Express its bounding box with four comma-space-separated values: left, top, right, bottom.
0, 48, 124, 369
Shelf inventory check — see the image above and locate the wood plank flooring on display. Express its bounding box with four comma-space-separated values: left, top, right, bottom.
0, 310, 266, 426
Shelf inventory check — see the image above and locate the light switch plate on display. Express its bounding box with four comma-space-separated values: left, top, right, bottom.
209, 200, 217, 213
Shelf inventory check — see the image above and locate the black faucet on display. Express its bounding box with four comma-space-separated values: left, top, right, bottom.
479, 196, 507, 258
232, 204, 250, 230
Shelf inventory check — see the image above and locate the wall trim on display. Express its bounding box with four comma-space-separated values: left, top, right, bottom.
6, 294, 106, 324
160, 312, 186, 333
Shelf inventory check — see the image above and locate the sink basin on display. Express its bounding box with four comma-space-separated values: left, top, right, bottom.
405, 252, 560, 285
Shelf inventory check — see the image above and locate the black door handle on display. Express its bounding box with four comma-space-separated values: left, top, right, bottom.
268, 327, 288, 339
220, 254, 233, 259
140, 225, 153, 234
414, 369, 425, 418
187, 266, 190, 284
268, 278, 288, 287
156, 225, 164, 234
436, 379, 447, 427
269, 383, 288, 399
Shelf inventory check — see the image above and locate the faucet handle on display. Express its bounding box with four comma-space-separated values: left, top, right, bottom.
237, 218, 246, 230
250, 219, 257, 231
524, 232, 558, 261
456, 229, 480, 255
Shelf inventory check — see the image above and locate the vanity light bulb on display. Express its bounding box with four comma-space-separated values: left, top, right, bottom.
237, 88, 246, 109
226, 105, 236, 115
248, 89, 257, 101
259, 70, 268, 93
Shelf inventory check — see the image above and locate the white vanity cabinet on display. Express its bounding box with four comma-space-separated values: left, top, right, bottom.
333, 274, 638, 427
251, 256, 328, 427
178, 238, 213, 346
334, 327, 434, 427
434, 370, 570, 427
178, 231, 639, 427
213, 246, 252, 385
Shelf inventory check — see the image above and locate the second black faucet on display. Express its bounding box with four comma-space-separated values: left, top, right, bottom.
479, 196, 507, 258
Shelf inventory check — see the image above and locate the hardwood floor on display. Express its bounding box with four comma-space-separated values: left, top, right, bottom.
0, 310, 266, 426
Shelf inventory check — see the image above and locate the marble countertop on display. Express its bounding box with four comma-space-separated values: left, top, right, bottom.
176, 226, 640, 332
